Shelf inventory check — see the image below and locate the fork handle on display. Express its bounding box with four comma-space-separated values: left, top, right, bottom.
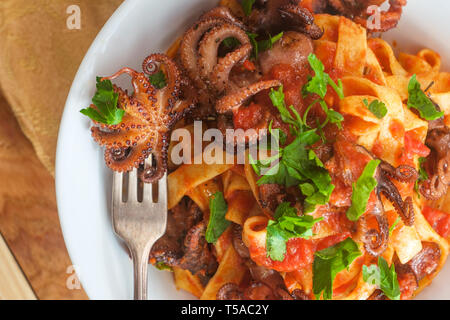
130, 244, 153, 300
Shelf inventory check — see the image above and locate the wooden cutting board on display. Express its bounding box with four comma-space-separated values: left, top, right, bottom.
0, 234, 36, 300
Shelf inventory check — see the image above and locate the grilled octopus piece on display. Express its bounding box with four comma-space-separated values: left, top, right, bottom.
217, 224, 302, 300
91, 54, 195, 183
334, 139, 417, 256
419, 111, 450, 200
150, 198, 218, 279
358, 146, 417, 255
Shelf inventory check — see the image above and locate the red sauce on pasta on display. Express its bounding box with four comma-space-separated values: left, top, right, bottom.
423, 206, 450, 239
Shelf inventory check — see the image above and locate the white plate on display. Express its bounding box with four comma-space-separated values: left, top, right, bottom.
56, 0, 450, 300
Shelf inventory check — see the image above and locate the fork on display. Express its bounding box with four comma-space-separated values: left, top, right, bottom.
112, 156, 167, 300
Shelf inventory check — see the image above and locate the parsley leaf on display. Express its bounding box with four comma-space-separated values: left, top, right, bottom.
247, 32, 283, 59
241, 0, 256, 16
254, 86, 335, 213
149, 70, 167, 89
205, 192, 230, 244
414, 156, 429, 195
258, 32, 284, 52
313, 238, 362, 300
389, 217, 401, 235
222, 37, 241, 50
363, 98, 388, 119
303, 54, 344, 130
269, 86, 304, 133
80, 77, 124, 125
155, 262, 173, 271
362, 256, 400, 300
346, 159, 380, 221
407, 74, 444, 121
266, 202, 323, 261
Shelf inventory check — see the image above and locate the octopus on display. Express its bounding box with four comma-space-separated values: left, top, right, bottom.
419, 114, 450, 200
149, 198, 218, 281
333, 138, 417, 256
179, 6, 253, 117
90, 54, 195, 183
246, 0, 323, 39
216, 224, 306, 300
179, 6, 319, 144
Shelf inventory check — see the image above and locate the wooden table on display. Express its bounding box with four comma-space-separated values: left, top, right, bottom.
0, 94, 88, 300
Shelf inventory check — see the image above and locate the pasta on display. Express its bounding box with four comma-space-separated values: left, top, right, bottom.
82, 0, 450, 300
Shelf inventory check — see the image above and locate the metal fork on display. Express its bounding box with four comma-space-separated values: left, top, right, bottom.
112, 157, 167, 300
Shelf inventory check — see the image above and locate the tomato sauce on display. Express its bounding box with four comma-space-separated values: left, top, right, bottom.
422, 206, 450, 239
400, 131, 430, 166
233, 102, 264, 130
249, 230, 351, 273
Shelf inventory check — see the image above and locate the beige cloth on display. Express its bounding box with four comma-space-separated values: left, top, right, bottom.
0, 0, 123, 174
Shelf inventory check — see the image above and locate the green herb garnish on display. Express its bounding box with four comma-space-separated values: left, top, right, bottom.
155, 262, 173, 271
346, 160, 380, 221
251, 86, 335, 213
363, 98, 388, 119
247, 32, 283, 59
303, 54, 344, 131
407, 74, 444, 121
363, 256, 401, 300
389, 217, 401, 235
80, 77, 124, 125
266, 202, 323, 261
241, 0, 256, 16
149, 70, 167, 89
313, 238, 362, 300
205, 192, 230, 244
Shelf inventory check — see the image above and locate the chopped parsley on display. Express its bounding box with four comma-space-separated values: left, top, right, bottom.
313, 238, 362, 300
389, 217, 401, 235
407, 74, 444, 121
205, 192, 230, 244
363, 256, 401, 300
303, 54, 344, 131
250, 85, 335, 213
346, 160, 380, 221
415, 156, 429, 195
363, 98, 388, 119
222, 37, 241, 50
247, 32, 284, 59
155, 262, 173, 271
266, 202, 323, 261
149, 70, 167, 89
241, 0, 256, 16
80, 77, 124, 125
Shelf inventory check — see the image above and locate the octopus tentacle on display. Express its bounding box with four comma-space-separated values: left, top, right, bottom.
357, 164, 390, 257
198, 24, 250, 81
437, 156, 450, 185
215, 80, 282, 113
179, 18, 227, 90
420, 174, 447, 201
420, 113, 450, 199
210, 43, 253, 94
216, 283, 244, 300
378, 176, 414, 226
278, 4, 324, 39
142, 54, 182, 115
87, 54, 193, 182
379, 161, 418, 183
105, 144, 151, 173
199, 6, 247, 30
